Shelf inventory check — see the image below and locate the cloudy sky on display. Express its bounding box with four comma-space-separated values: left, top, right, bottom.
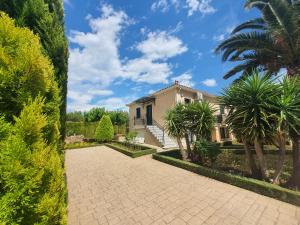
64, 0, 259, 112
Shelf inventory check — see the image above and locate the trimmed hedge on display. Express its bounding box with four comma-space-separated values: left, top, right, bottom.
106, 142, 156, 158
153, 150, 300, 206
64, 142, 103, 150
66, 122, 126, 138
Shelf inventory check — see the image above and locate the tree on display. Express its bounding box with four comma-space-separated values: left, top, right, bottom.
221, 72, 279, 180
95, 115, 114, 142
215, 0, 300, 80
216, 0, 300, 188
84, 108, 106, 122
165, 104, 188, 160
0, 13, 60, 145
66, 111, 84, 122
0, 97, 66, 224
0, 0, 69, 140
108, 111, 129, 126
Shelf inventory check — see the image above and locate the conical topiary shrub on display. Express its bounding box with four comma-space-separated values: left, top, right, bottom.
95, 115, 114, 142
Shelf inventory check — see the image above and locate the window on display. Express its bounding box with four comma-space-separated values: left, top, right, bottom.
136, 107, 141, 119
220, 127, 230, 139
184, 98, 191, 104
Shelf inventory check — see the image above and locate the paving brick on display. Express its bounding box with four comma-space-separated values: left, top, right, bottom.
66, 146, 300, 225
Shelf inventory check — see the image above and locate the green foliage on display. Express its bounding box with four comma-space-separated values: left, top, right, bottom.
95, 115, 114, 142
0, 0, 69, 139
164, 104, 186, 138
66, 111, 84, 122
194, 139, 221, 165
185, 101, 216, 141
84, 108, 106, 122
215, 0, 300, 79
64, 142, 101, 150
0, 13, 61, 146
125, 131, 138, 143
108, 110, 129, 126
0, 98, 66, 225
66, 122, 126, 138
0, 116, 11, 141
106, 142, 156, 158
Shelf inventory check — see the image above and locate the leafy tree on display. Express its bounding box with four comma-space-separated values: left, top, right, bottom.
0, 0, 69, 139
216, 0, 300, 80
109, 110, 129, 126
221, 72, 279, 180
95, 115, 114, 142
0, 98, 66, 224
84, 108, 106, 122
0, 13, 60, 146
66, 111, 84, 122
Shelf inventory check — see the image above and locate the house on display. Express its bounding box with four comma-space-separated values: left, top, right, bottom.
127, 81, 233, 148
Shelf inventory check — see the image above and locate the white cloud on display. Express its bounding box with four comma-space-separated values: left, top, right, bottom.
186, 0, 216, 16
136, 31, 187, 60
202, 78, 217, 87
67, 4, 188, 111
213, 34, 225, 42
151, 0, 215, 16
172, 72, 195, 87
148, 89, 156, 94
151, 0, 169, 12
87, 90, 114, 96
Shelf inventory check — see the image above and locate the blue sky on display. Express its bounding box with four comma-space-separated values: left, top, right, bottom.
64, 0, 259, 112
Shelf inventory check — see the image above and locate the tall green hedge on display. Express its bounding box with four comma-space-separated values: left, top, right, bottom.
95, 115, 114, 142
0, 14, 66, 224
0, 0, 69, 140
66, 122, 126, 138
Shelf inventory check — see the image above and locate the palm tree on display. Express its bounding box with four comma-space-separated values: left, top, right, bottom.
164, 104, 188, 160
216, 0, 300, 189
221, 72, 279, 180
273, 77, 300, 186
216, 0, 300, 80
186, 101, 216, 141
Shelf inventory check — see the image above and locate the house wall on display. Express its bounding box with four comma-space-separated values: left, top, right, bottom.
152, 88, 177, 126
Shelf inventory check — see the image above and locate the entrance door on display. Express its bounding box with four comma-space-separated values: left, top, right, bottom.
146, 104, 153, 125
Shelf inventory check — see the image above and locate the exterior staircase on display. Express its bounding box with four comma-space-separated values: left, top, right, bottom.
146, 125, 178, 149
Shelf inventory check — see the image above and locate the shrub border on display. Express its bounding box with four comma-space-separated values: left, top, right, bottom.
106, 142, 156, 158
153, 150, 300, 206
64, 143, 103, 150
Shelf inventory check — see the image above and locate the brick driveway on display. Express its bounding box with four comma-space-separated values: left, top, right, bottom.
66, 146, 300, 225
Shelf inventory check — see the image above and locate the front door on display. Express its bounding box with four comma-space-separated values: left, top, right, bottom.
146, 104, 153, 125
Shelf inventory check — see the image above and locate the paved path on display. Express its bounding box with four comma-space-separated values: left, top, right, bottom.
66, 146, 300, 225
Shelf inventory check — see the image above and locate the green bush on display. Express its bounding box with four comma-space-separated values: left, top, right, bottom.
106, 142, 156, 158
125, 131, 138, 143
0, 98, 66, 224
0, 13, 61, 146
95, 115, 114, 142
194, 139, 221, 165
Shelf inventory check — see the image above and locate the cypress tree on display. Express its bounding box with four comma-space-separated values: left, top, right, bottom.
0, 0, 69, 140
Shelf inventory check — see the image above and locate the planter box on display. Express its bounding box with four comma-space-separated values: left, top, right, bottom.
106, 142, 156, 158
153, 150, 300, 206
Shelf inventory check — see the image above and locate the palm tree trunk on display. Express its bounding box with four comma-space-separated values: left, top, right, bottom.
243, 140, 260, 178
273, 134, 286, 184
287, 133, 300, 189
254, 138, 269, 180
185, 133, 192, 158
177, 136, 188, 161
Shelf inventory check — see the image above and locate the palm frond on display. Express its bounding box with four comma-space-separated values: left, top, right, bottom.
231, 18, 266, 34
